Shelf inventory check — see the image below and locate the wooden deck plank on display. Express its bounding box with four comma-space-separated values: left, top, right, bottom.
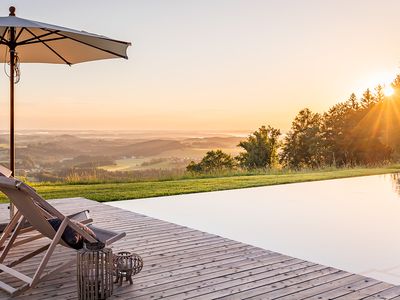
125, 256, 303, 299
244, 270, 354, 300
14, 246, 271, 297
0, 198, 394, 300
362, 285, 400, 300
333, 282, 395, 300
299, 278, 382, 300
22, 253, 292, 300
270, 274, 365, 300
189, 265, 334, 300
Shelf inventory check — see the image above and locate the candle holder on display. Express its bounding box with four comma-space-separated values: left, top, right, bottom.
113, 251, 143, 285
77, 242, 113, 300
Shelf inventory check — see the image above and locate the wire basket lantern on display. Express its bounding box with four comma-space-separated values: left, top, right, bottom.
113, 251, 143, 285
77, 242, 113, 300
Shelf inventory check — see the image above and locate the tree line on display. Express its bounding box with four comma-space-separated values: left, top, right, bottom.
187, 74, 400, 173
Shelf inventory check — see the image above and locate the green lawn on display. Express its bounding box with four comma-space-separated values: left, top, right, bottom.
1, 165, 399, 203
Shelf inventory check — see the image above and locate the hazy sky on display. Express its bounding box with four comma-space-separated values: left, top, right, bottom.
1, 0, 400, 132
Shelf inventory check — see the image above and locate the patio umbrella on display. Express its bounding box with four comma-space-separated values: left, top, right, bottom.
0, 6, 131, 217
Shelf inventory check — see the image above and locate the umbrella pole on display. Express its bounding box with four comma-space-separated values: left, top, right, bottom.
9, 26, 15, 219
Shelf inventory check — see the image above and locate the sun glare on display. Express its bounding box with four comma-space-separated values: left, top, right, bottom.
384, 85, 394, 96
357, 71, 397, 97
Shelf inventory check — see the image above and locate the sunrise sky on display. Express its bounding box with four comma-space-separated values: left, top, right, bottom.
0, 0, 400, 132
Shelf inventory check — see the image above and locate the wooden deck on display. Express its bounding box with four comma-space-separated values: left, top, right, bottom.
0, 197, 397, 299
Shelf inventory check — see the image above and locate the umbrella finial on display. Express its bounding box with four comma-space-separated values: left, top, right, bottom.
9, 6, 15, 16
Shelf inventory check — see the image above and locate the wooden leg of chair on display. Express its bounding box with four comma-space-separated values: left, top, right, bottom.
10, 283, 30, 298
7, 244, 50, 268
11, 256, 74, 298
0, 211, 22, 249
12, 233, 43, 248
19, 225, 35, 235
31, 218, 67, 287
0, 215, 25, 263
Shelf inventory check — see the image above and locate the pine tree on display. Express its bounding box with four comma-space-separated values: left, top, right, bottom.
348, 93, 359, 109
280, 108, 323, 169
360, 88, 376, 108
374, 84, 385, 102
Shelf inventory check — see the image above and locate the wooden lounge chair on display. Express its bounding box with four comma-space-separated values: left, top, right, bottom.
0, 166, 126, 297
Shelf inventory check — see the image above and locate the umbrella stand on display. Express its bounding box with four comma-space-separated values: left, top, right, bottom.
9, 8, 15, 218
9, 44, 15, 218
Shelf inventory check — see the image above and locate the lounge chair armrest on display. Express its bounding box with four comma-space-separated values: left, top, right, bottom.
105, 232, 126, 246
67, 210, 91, 223
80, 218, 93, 225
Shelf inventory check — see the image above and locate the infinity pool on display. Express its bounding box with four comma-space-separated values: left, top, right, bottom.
109, 174, 400, 285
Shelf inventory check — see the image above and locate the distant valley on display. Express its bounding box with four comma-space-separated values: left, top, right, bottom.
0, 130, 245, 181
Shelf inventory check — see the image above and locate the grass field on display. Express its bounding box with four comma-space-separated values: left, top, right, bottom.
0, 165, 399, 203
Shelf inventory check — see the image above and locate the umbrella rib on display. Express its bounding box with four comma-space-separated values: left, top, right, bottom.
0, 27, 9, 45
46, 30, 128, 59
15, 28, 25, 42
24, 27, 72, 65
23, 37, 67, 45
17, 30, 60, 45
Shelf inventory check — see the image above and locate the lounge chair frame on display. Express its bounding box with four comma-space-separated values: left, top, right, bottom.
0, 174, 125, 297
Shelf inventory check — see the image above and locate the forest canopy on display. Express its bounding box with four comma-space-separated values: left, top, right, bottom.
187, 74, 400, 173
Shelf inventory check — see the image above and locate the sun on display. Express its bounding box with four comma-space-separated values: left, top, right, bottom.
383, 85, 394, 96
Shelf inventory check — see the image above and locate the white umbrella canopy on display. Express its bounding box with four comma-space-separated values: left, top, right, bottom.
0, 7, 130, 64
0, 6, 131, 218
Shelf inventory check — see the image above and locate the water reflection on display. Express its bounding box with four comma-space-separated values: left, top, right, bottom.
109, 174, 400, 285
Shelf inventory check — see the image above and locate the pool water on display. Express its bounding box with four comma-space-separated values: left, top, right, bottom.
109, 174, 400, 285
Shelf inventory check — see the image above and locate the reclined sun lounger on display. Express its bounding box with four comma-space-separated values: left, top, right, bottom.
0, 166, 126, 297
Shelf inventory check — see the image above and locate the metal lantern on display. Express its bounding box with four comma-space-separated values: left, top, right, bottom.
113, 251, 143, 285
77, 242, 113, 300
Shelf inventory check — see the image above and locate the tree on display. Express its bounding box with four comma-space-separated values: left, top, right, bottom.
321, 92, 392, 166
321, 99, 358, 166
186, 150, 235, 173
392, 74, 400, 91
348, 93, 359, 109
280, 108, 323, 169
236, 125, 281, 169
374, 85, 385, 102
360, 88, 376, 108
391, 75, 400, 102
186, 161, 203, 173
